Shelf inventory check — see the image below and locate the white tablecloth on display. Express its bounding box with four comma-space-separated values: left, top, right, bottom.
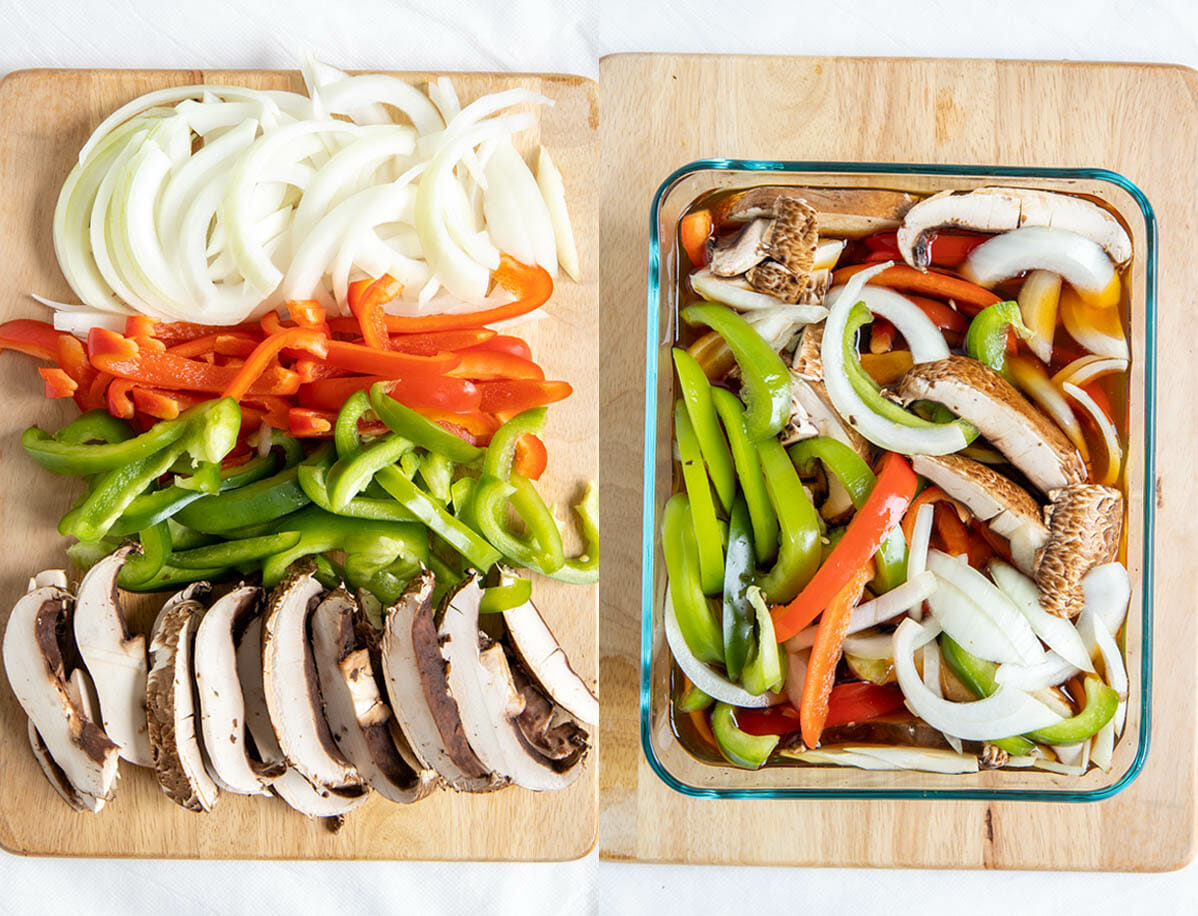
1, 1, 1195, 913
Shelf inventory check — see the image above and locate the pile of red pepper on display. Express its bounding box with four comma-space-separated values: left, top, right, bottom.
0, 256, 570, 477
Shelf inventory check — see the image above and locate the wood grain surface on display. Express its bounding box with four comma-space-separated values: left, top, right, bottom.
597, 54, 1198, 871
0, 68, 598, 860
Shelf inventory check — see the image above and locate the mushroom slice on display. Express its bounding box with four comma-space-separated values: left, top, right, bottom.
27, 718, 92, 812
746, 260, 808, 303
910, 454, 1049, 574
194, 585, 282, 796
383, 571, 501, 792
440, 578, 589, 791
27, 569, 68, 591
792, 324, 825, 381
146, 597, 219, 812
262, 569, 364, 794
151, 580, 211, 635
718, 186, 916, 238
708, 218, 770, 277
763, 196, 818, 275
787, 368, 872, 520
237, 616, 368, 818
72, 545, 153, 767
3, 584, 119, 811
1034, 485, 1124, 619
896, 187, 1132, 270
311, 588, 438, 804
501, 601, 598, 726
898, 355, 1087, 494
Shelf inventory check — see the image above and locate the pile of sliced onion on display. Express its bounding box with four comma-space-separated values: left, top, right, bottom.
44, 57, 578, 328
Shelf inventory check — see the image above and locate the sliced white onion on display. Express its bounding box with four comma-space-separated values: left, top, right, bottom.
994, 652, 1078, 690
989, 561, 1093, 672
483, 140, 556, 276
921, 642, 965, 753
1062, 382, 1123, 486
841, 631, 895, 660
690, 268, 790, 311
906, 502, 935, 583
787, 745, 979, 774
813, 239, 845, 271
1091, 718, 1115, 771
822, 262, 971, 455
51, 309, 126, 335
1080, 562, 1132, 638
744, 306, 829, 351
536, 146, 580, 282
317, 74, 445, 135
1006, 355, 1089, 462
893, 618, 1062, 740
825, 284, 950, 363
784, 570, 938, 652
962, 226, 1117, 298
926, 551, 1045, 666
1052, 354, 1128, 388
663, 587, 772, 709
1018, 269, 1061, 363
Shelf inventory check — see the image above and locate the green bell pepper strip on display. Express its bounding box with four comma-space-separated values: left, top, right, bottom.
741, 586, 785, 697
964, 300, 1029, 382
174, 460, 222, 494
938, 636, 1038, 755
24, 413, 190, 475
419, 452, 454, 504
296, 446, 418, 523
261, 506, 428, 587
174, 465, 311, 535
842, 303, 978, 443
661, 492, 723, 665
169, 531, 303, 570
370, 382, 485, 465
676, 683, 714, 713
674, 401, 724, 596
673, 348, 737, 513
116, 522, 171, 588
312, 554, 342, 589
479, 577, 533, 613
166, 519, 217, 550
427, 551, 462, 591
334, 389, 375, 457
399, 450, 421, 479
543, 481, 599, 586
481, 408, 546, 481
712, 702, 779, 769
755, 438, 821, 605
54, 410, 133, 446
711, 387, 778, 566
121, 563, 230, 592
681, 303, 791, 442
451, 476, 476, 515
326, 433, 415, 511
467, 472, 563, 573
721, 496, 757, 682
376, 465, 501, 572
788, 437, 908, 593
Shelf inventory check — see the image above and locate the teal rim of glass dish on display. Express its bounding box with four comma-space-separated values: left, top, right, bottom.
640, 158, 1157, 801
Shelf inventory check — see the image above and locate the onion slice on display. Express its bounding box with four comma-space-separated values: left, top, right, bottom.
537, 146, 581, 282
989, 561, 1093, 673
664, 587, 772, 709
1052, 354, 1128, 388
825, 283, 950, 363
785, 571, 938, 652
1017, 269, 1062, 363
1061, 382, 1123, 486
1006, 355, 1089, 462
961, 227, 1119, 305
690, 268, 791, 311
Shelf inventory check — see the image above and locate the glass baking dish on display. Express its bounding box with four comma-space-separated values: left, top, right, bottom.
640, 160, 1156, 801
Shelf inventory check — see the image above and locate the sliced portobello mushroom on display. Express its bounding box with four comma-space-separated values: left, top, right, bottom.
3, 583, 119, 811
501, 601, 597, 726
717, 186, 916, 238
1035, 484, 1124, 618
146, 596, 218, 812
909, 454, 1049, 574
709, 217, 770, 277
193, 585, 283, 796
26, 657, 109, 812
72, 545, 153, 767
898, 355, 1087, 493
382, 571, 502, 792
311, 588, 438, 804
261, 568, 364, 794
27, 569, 68, 591
896, 186, 1132, 271
237, 614, 368, 818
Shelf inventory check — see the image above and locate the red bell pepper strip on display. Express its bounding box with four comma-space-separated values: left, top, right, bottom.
297, 374, 483, 413
933, 502, 992, 568
39, 367, 77, 399
512, 433, 548, 480
286, 300, 329, 333
0, 319, 63, 360
679, 209, 713, 268
166, 333, 260, 359
832, 263, 1002, 315
105, 378, 136, 419
318, 339, 459, 377
348, 274, 400, 350
390, 328, 497, 355
130, 387, 207, 421
295, 359, 349, 383
375, 255, 553, 333
81, 371, 113, 412
735, 683, 906, 736
222, 327, 328, 401
89, 328, 301, 397
467, 334, 532, 360
771, 453, 918, 642
445, 350, 544, 381
477, 378, 573, 414
125, 316, 262, 344
862, 231, 989, 268
288, 407, 334, 437
412, 407, 499, 444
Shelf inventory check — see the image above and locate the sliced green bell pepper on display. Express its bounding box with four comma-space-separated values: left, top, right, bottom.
676, 683, 714, 713
938, 635, 1037, 755
721, 496, 756, 682
673, 348, 736, 513
661, 492, 723, 665
481, 408, 545, 481
478, 575, 533, 613
370, 382, 484, 465
169, 531, 302, 570
54, 410, 133, 446
712, 702, 779, 769
755, 438, 821, 604
711, 387, 778, 565
296, 445, 417, 523
174, 465, 311, 535
334, 389, 376, 457
1025, 675, 1118, 746
419, 452, 454, 504
117, 522, 171, 588
468, 472, 564, 574
674, 401, 724, 596
964, 300, 1029, 382
326, 433, 414, 511
741, 586, 784, 697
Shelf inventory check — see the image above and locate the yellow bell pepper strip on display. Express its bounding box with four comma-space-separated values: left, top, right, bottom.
788, 437, 908, 593
712, 702, 779, 770
674, 401, 725, 596
755, 438, 822, 605
375, 465, 501, 572
369, 381, 484, 465
721, 496, 757, 682
661, 492, 723, 665
771, 452, 918, 642
681, 303, 792, 442
173, 465, 311, 535
741, 586, 785, 697
711, 387, 778, 565
672, 348, 736, 512
478, 576, 533, 614
964, 300, 1029, 382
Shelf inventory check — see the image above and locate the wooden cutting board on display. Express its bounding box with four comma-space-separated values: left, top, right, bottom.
597, 54, 1198, 871
0, 68, 598, 860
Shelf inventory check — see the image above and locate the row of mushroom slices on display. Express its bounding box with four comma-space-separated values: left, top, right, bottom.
3, 549, 595, 819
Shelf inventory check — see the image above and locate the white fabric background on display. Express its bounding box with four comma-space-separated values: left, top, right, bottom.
0, 1, 1194, 913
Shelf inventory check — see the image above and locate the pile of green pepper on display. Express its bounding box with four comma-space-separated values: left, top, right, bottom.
29, 388, 597, 608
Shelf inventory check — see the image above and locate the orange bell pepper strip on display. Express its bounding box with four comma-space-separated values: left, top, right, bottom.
389, 328, 497, 354
222, 327, 328, 401
832, 263, 1002, 316
376, 255, 553, 333
294, 358, 350, 384
800, 560, 874, 749
772, 452, 918, 642
679, 209, 713, 268
297, 374, 483, 413
477, 378, 573, 414
38, 367, 77, 399
445, 350, 544, 381
512, 433, 548, 480
89, 328, 301, 397
318, 339, 459, 377
348, 274, 400, 350
288, 407, 334, 437
933, 501, 977, 559
468, 334, 532, 360
105, 378, 137, 419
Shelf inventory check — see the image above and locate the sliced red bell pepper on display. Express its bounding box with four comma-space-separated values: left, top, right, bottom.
679, 208, 713, 268
933, 502, 995, 569
89, 328, 301, 397
318, 339, 459, 377
166, 333, 260, 359
899, 485, 970, 546
412, 407, 500, 444
734, 683, 907, 736
286, 300, 329, 333
222, 327, 328, 401
771, 452, 918, 642
294, 358, 349, 384
348, 274, 400, 350
468, 334, 532, 360
445, 349, 544, 381
477, 378, 572, 414
130, 387, 207, 421
390, 328, 497, 355
375, 255, 553, 333
297, 374, 483, 413
39, 367, 77, 399
81, 371, 114, 412
512, 433, 548, 480
105, 378, 136, 419
125, 316, 262, 345
832, 263, 1001, 315
0, 319, 63, 360
862, 231, 989, 269
288, 407, 334, 437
